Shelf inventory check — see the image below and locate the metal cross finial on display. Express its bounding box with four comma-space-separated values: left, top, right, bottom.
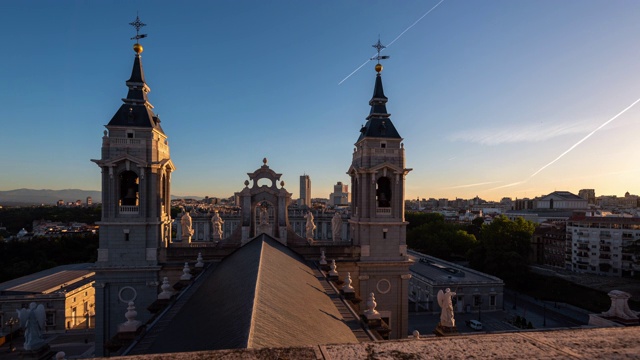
370, 37, 390, 63
129, 15, 148, 42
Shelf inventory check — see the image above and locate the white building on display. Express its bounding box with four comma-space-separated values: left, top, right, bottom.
566, 212, 640, 277
408, 251, 504, 313
536, 191, 587, 210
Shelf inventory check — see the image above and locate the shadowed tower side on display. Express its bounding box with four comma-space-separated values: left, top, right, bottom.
91, 17, 175, 356
348, 39, 412, 338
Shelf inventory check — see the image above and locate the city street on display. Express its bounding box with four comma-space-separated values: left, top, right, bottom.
409, 290, 590, 336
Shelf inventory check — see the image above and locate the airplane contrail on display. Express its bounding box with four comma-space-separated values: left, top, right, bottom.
443, 181, 502, 190
489, 95, 640, 191
338, 0, 446, 85
527, 96, 640, 179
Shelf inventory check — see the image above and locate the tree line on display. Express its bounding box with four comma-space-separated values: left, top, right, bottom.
406, 212, 535, 287
0, 206, 101, 282
0, 206, 101, 234
0, 233, 98, 283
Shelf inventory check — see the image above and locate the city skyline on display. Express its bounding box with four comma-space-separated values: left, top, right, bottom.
2, 1, 640, 202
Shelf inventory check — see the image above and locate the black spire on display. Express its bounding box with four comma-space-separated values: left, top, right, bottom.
357, 40, 400, 141
107, 17, 163, 133
367, 73, 389, 120
127, 54, 146, 84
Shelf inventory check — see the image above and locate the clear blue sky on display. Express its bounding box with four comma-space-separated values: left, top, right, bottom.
2, 0, 640, 202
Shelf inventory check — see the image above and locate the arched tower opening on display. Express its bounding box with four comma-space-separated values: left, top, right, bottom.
376, 176, 391, 208
119, 170, 139, 206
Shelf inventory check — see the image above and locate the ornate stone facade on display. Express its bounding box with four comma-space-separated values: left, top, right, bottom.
91, 42, 175, 356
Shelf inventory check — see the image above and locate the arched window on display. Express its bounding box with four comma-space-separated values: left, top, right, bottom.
160, 173, 165, 200
352, 177, 358, 212
119, 171, 139, 206
162, 172, 169, 211
376, 177, 391, 207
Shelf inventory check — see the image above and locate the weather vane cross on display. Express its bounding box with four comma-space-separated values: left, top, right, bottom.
129, 15, 147, 43
370, 37, 390, 64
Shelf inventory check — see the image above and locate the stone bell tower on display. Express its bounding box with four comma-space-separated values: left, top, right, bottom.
348, 40, 412, 339
91, 17, 175, 356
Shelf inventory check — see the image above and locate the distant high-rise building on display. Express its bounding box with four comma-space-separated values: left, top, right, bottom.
329, 181, 349, 206
300, 174, 311, 207
578, 189, 596, 204
56, 199, 64, 207
86, 196, 93, 206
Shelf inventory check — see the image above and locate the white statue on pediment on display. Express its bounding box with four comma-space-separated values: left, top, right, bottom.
305, 211, 316, 240
437, 288, 456, 328
211, 210, 224, 240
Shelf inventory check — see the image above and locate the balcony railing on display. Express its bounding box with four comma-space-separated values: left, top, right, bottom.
110, 138, 144, 146
120, 206, 139, 214
376, 207, 392, 216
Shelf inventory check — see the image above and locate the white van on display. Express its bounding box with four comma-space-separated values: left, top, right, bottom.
468, 319, 483, 330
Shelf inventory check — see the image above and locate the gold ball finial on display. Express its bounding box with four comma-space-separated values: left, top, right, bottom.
375, 63, 383, 73
133, 43, 144, 54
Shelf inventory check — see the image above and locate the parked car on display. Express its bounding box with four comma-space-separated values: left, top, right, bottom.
466, 319, 483, 330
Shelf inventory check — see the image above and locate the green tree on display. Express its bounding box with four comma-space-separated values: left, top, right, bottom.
406, 212, 477, 260
406, 212, 446, 231
468, 215, 536, 286
0, 233, 98, 282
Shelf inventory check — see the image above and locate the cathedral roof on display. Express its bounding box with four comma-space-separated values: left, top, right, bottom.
133, 235, 359, 354
107, 54, 164, 133
357, 71, 401, 141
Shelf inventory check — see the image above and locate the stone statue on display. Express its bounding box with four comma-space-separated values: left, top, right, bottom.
259, 206, 269, 225
331, 212, 342, 241
211, 210, 224, 240
437, 288, 457, 328
180, 209, 193, 240
602, 290, 638, 320
305, 211, 316, 240
17, 302, 46, 351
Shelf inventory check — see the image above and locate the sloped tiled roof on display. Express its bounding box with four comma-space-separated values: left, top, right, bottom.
540, 191, 585, 201
0, 263, 93, 295
141, 235, 358, 354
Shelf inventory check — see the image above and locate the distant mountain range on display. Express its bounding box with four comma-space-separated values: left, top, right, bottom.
0, 189, 205, 206
0, 189, 102, 206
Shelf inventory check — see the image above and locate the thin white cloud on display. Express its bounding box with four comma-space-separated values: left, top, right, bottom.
449, 121, 592, 145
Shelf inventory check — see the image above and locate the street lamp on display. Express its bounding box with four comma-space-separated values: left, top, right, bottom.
4, 316, 19, 352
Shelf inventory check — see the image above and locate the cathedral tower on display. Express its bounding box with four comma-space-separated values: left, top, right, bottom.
348, 41, 412, 338
91, 17, 175, 356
